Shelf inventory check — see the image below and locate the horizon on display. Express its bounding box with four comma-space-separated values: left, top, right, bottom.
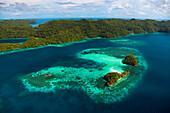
0, 17, 170, 21
0, 0, 170, 19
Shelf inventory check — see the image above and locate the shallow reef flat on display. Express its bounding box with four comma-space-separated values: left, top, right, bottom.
20, 47, 147, 103
110, 39, 147, 46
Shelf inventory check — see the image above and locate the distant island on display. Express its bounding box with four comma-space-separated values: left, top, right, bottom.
0, 19, 169, 52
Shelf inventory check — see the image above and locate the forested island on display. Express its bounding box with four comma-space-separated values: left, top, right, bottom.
123, 54, 138, 66
104, 71, 130, 87
0, 19, 170, 52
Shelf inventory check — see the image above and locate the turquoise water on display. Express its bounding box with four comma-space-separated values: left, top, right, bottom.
0, 33, 170, 113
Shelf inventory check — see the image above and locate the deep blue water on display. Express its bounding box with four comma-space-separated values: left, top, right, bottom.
0, 33, 170, 113
0, 38, 27, 43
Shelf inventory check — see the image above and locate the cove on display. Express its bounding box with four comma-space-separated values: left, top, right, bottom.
0, 38, 28, 44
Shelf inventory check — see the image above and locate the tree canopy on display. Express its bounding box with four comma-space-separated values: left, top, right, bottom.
123, 54, 138, 66
104, 71, 130, 86
0, 19, 169, 52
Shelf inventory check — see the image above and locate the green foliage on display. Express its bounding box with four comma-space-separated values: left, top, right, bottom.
0, 43, 22, 52
36, 19, 170, 41
0, 19, 169, 52
123, 54, 138, 66
121, 71, 130, 76
0, 20, 36, 39
21, 37, 47, 48
0, 19, 36, 26
104, 71, 129, 86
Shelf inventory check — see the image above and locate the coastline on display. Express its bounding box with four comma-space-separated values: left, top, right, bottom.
115, 32, 167, 38
0, 37, 109, 56
0, 32, 166, 56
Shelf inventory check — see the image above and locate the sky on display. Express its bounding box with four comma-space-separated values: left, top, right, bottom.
0, 0, 169, 19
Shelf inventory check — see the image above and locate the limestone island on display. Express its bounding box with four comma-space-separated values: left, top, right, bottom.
123, 54, 138, 67
104, 71, 130, 87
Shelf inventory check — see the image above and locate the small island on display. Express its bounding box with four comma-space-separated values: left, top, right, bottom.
123, 54, 138, 66
104, 71, 130, 87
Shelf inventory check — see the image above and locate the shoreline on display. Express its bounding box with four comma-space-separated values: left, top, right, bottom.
0, 37, 108, 56
115, 32, 168, 38
0, 32, 167, 40
0, 32, 168, 56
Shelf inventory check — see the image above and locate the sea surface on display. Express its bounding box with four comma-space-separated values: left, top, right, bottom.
0, 33, 170, 113
0, 38, 28, 43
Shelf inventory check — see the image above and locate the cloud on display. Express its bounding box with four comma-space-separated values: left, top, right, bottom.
106, 0, 170, 18
0, 2, 39, 12
56, 10, 71, 14
147, 0, 170, 14
107, 0, 131, 13
0, 0, 169, 19
55, 1, 75, 5
66, 2, 98, 10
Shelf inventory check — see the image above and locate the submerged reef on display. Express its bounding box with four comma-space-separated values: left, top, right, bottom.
110, 39, 147, 46
20, 47, 147, 103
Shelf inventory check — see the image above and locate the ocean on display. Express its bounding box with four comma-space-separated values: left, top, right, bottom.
0, 32, 169, 113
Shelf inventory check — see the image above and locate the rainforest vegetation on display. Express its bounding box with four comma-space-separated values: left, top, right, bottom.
0, 19, 170, 52
104, 71, 130, 86
0, 19, 36, 39
0, 19, 36, 25
123, 54, 138, 66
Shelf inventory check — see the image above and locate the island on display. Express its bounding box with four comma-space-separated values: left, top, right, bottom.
123, 54, 138, 66
0, 19, 170, 52
104, 71, 130, 87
